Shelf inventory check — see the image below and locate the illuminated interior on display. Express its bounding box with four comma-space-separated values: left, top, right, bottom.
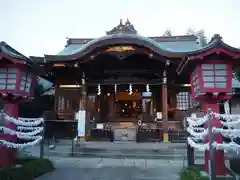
115, 100, 142, 118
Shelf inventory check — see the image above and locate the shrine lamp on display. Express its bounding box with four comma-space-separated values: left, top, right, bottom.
190, 62, 232, 101
0, 65, 36, 98
178, 33, 240, 101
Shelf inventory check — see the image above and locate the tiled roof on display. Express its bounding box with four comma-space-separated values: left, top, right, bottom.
0, 41, 28, 60
57, 44, 86, 55
57, 35, 202, 55
0, 41, 35, 66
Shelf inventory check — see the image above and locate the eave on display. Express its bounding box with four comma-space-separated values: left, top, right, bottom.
187, 34, 240, 59
0, 41, 36, 67
43, 34, 187, 63
176, 34, 240, 75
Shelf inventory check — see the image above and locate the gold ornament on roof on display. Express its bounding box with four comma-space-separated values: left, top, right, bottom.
106, 46, 135, 52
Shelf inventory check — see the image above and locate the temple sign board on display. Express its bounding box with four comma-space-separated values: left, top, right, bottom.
76, 110, 86, 137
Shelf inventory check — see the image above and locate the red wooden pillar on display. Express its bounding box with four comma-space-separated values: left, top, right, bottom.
203, 102, 225, 176
0, 101, 18, 167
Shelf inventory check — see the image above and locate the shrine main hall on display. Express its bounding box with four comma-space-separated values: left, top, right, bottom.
2, 19, 240, 141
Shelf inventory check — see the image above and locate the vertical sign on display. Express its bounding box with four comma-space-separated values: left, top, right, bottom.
77, 110, 86, 137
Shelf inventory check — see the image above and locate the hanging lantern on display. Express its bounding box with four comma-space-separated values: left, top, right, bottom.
114, 84, 117, 94
97, 84, 101, 95
129, 84, 133, 95
146, 84, 150, 92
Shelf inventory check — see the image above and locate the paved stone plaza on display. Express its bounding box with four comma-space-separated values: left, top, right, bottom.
35, 157, 185, 180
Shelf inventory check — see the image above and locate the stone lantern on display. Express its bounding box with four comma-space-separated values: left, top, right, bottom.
177, 34, 240, 176
0, 41, 37, 167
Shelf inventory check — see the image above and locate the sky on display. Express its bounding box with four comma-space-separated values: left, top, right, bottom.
1, 0, 240, 57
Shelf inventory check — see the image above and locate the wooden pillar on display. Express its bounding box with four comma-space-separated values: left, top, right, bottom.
108, 94, 114, 121
96, 96, 100, 122
152, 91, 156, 115
162, 69, 169, 142
0, 102, 18, 167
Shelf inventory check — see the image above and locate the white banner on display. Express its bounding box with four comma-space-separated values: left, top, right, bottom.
77, 110, 86, 137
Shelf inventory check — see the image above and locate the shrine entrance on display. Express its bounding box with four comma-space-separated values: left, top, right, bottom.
82, 46, 173, 142
111, 92, 150, 141
48, 40, 188, 141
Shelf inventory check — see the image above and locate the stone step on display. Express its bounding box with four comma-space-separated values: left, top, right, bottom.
42, 142, 204, 159
45, 149, 205, 159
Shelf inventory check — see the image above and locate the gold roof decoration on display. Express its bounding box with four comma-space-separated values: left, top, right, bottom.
106, 46, 135, 52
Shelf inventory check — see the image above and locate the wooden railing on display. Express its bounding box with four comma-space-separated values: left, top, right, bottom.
136, 128, 187, 143
89, 129, 114, 141
136, 128, 163, 142
44, 120, 77, 139
57, 109, 75, 120
43, 111, 77, 139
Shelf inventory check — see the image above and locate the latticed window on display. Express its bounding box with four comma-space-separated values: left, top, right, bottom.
20, 72, 32, 92
176, 92, 191, 110
202, 64, 227, 88
0, 68, 17, 90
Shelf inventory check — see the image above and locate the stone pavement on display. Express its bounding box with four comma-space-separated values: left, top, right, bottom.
35, 157, 190, 180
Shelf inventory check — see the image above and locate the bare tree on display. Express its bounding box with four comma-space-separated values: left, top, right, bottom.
196, 29, 208, 47
163, 29, 172, 36
186, 28, 195, 35
186, 28, 208, 47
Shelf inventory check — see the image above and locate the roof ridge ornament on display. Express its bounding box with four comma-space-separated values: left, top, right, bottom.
213, 34, 222, 40
106, 19, 137, 35
209, 34, 223, 44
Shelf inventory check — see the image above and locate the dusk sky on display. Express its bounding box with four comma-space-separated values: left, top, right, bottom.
1, 0, 239, 57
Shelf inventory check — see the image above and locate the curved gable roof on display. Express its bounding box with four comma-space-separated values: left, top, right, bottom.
57, 35, 201, 56
44, 34, 197, 62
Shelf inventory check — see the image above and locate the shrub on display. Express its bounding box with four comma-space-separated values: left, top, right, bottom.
0, 157, 54, 180
180, 166, 234, 180
180, 166, 201, 180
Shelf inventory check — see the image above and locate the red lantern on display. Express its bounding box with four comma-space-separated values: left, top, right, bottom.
190, 61, 232, 101
0, 41, 38, 167
178, 34, 240, 176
